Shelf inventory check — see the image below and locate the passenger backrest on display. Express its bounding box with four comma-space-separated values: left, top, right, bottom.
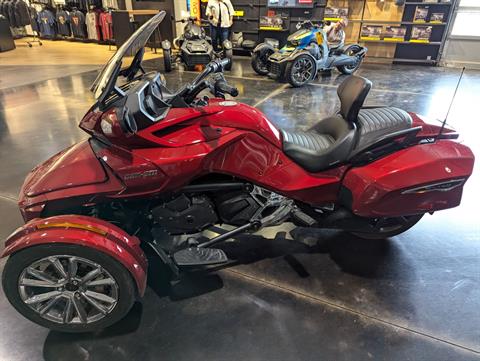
337, 75, 372, 123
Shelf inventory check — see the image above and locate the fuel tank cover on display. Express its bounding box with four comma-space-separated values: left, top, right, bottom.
23, 140, 108, 197
219, 101, 238, 107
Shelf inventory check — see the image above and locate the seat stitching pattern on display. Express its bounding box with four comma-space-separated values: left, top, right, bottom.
282, 130, 334, 151
356, 107, 413, 149
358, 107, 411, 135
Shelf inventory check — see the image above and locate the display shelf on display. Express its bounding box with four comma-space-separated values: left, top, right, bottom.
404, 2, 451, 5
258, 28, 290, 32
393, 58, 437, 64
360, 39, 442, 45
350, 19, 447, 26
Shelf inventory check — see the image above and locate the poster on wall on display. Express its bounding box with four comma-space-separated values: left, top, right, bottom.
268, 0, 313, 8
430, 12, 444, 23
413, 7, 428, 23
324, 7, 349, 21
360, 25, 382, 40
259, 15, 284, 30
383, 26, 407, 41
410, 26, 432, 42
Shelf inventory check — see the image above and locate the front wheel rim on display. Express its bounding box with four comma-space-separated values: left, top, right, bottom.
18, 255, 119, 325
292, 57, 314, 84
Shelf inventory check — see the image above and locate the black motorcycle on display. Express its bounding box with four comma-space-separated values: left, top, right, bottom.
161, 17, 233, 72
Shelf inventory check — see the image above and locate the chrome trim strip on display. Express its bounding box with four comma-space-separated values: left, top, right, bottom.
401, 178, 466, 195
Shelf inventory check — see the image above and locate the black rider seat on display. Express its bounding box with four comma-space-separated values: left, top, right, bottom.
281, 76, 412, 173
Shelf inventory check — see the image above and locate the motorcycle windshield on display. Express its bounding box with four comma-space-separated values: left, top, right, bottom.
91, 11, 166, 102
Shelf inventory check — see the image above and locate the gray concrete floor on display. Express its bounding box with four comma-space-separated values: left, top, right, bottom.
0, 57, 479, 361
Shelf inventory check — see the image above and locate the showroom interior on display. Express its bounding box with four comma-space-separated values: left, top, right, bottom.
0, 0, 479, 359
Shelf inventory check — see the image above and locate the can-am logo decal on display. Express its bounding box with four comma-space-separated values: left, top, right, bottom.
123, 170, 158, 180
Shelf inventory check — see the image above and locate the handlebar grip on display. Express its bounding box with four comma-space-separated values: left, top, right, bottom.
216, 80, 239, 97
209, 58, 231, 73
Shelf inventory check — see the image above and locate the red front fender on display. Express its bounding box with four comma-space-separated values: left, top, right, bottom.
1, 215, 148, 296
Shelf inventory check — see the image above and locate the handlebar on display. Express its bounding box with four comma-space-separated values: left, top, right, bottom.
215, 78, 239, 97
190, 58, 231, 88
176, 16, 197, 23
180, 58, 234, 104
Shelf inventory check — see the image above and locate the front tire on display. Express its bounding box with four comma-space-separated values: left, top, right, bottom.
285, 54, 316, 87
251, 49, 273, 76
163, 48, 172, 73
2, 244, 136, 333
351, 214, 424, 240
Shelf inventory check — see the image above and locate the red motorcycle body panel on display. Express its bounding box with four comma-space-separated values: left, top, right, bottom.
342, 141, 475, 217
133, 100, 282, 148
1, 215, 148, 295
23, 141, 108, 197
17, 101, 474, 224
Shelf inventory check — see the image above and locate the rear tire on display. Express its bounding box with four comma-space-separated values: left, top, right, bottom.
285, 54, 316, 87
2, 244, 136, 333
163, 48, 172, 73
337, 45, 363, 75
251, 49, 273, 76
351, 214, 424, 240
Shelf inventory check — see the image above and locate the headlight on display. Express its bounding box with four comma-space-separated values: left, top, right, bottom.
101, 117, 113, 135
100, 109, 119, 136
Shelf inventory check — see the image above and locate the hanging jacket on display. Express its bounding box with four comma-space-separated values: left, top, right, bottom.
99, 10, 112, 40
8, 0, 17, 27
28, 6, 39, 32
85, 11, 98, 40
70, 10, 86, 38
37, 9, 55, 36
14, 0, 29, 26
56, 9, 70, 36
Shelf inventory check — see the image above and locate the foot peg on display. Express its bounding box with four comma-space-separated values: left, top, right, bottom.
173, 247, 228, 267
292, 207, 317, 226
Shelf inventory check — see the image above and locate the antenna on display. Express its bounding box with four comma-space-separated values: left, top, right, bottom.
436, 67, 465, 141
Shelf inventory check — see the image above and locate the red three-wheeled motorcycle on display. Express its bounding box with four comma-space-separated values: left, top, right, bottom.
1, 12, 474, 332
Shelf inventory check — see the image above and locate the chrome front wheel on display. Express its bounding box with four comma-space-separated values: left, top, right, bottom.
3, 244, 136, 333
18, 255, 119, 325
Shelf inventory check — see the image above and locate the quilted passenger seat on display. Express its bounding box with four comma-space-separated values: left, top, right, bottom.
356, 107, 412, 150
280, 75, 413, 173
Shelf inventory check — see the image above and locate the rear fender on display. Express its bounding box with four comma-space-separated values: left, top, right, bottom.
340, 44, 367, 57
253, 42, 275, 55
1, 215, 148, 296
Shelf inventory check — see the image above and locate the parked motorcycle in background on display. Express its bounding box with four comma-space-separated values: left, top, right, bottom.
162, 16, 233, 72
252, 20, 367, 87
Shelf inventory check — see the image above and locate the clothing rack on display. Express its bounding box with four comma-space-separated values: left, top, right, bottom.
26, 4, 42, 46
